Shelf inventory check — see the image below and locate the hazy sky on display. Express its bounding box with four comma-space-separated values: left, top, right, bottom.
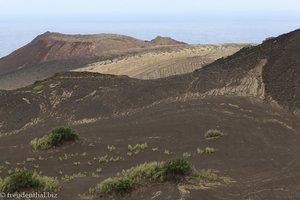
0, 0, 300, 57
1, 0, 300, 17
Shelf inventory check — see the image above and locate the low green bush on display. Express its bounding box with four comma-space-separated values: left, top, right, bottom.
111, 178, 133, 195
90, 177, 133, 196
119, 161, 163, 183
204, 129, 223, 139
162, 158, 192, 181
30, 127, 79, 150
0, 170, 59, 193
89, 158, 208, 197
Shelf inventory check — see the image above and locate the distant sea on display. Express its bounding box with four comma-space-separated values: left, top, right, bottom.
1, 14, 300, 58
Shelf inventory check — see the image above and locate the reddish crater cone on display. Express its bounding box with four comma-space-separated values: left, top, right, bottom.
0, 32, 185, 76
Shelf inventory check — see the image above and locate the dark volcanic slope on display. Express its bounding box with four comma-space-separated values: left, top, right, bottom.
0, 29, 300, 200
0, 72, 300, 200
188, 28, 300, 115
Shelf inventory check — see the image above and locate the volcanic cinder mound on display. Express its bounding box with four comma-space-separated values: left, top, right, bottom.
0, 32, 247, 90
0, 29, 300, 200
0, 32, 155, 75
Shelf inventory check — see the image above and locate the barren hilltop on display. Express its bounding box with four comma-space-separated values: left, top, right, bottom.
0, 29, 300, 200
0, 32, 166, 75
149, 36, 187, 45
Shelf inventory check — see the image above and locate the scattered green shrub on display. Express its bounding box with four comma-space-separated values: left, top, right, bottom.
96, 168, 102, 173
32, 85, 44, 92
26, 157, 36, 162
182, 152, 192, 159
38, 156, 45, 161
61, 172, 86, 182
127, 143, 148, 155
96, 155, 123, 163
164, 150, 171, 155
204, 129, 223, 139
204, 147, 217, 154
73, 161, 81, 166
0, 170, 59, 193
107, 145, 116, 152
196, 148, 204, 155
58, 153, 80, 161
30, 127, 79, 150
152, 147, 158, 152
98, 155, 109, 163
92, 173, 100, 178
199, 169, 218, 181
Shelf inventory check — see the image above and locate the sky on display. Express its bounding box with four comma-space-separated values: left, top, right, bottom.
0, 0, 300, 18
0, 0, 300, 57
